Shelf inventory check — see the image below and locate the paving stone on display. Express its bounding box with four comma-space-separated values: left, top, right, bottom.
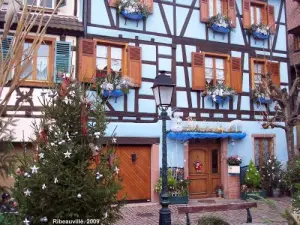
115, 197, 292, 225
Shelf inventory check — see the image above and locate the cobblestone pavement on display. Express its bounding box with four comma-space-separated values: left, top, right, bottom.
115, 197, 292, 225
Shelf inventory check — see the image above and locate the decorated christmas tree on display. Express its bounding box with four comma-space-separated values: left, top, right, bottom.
12, 75, 123, 225
245, 160, 261, 191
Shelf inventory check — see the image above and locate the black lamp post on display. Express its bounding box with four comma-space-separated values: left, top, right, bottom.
152, 71, 175, 225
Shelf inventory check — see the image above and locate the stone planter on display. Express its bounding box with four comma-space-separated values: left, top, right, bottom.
160, 195, 189, 205
240, 190, 266, 200
228, 165, 240, 174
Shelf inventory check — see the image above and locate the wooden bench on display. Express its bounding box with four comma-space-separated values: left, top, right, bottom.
177, 202, 257, 225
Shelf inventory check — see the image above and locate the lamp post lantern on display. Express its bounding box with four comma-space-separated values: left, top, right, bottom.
151, 71, 175, 225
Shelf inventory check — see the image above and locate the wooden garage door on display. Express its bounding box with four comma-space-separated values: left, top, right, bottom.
116, 145, 151, 201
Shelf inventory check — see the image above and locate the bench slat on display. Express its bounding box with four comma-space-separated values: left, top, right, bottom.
178, 202, 257, 214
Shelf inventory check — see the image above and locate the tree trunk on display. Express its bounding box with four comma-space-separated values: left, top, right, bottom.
286, 125, 296, 165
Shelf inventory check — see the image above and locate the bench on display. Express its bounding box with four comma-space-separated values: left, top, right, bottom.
177, 202, 257, 225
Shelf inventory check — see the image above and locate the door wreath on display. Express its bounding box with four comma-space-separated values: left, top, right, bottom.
194, 160, 203, 172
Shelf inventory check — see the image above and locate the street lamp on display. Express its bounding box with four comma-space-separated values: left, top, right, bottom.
152, 71, 175, 225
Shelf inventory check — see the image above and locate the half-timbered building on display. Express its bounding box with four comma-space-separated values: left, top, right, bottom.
0, 0, 83, 187
78, 0, 290, 201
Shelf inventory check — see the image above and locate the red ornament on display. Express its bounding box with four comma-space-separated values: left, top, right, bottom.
194, 160, 203, 172
59, 76, 71, 98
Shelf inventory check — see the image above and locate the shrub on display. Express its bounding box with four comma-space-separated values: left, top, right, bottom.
198, 215, 229, 225
245, 160, 261, 191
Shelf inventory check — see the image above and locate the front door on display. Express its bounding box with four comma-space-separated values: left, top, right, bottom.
189, 141, 221, 198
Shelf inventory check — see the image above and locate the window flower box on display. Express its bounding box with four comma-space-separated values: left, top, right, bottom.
257, 97, 272, 104
228, 165, 240, 174
203, 83, 235, 106
252, 31, 269, 40
103, 89, 124, 98
211, 23, 230, 34
120, 10, 143, 21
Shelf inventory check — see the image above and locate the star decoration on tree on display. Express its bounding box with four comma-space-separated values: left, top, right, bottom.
24, 189, 31, 196
64, 150, 71, 158
114, 167, 119, 175
23, 218, 30, 225
42, 184, 46, 190
31, 165, 39, 174
38, 152, 44, 159
54, 177, 58, 183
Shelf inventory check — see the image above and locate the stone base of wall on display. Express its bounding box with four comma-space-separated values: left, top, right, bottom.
228, 175, 240, 199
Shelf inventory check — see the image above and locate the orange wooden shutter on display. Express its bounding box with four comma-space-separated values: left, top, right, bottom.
267, 5, 275, 34
242, 0, 251, 29
200, 0, 209, 22
230, 57, 242, 93
225, 57, 231, 87
228, 0, 236, 28
78, 39, 96, 83
141, 0, 153, 13
192, 52, 206, 91
267, 62, 280, 88
108, 0, 117, 7
127, 46, 142, 87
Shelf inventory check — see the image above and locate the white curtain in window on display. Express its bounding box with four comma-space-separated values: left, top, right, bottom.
36, 44, 49, 81
216, 0, 222, 15
215, 58, 224, 83
254, 63, 263, 85
111, 47, 122, 73
256, 7, 261, 24
250, 6, 255, 24
96, 46, 108, 71
209, 1, 214, 17
205, 57, 213, 83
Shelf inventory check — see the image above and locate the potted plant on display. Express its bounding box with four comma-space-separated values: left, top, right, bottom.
215, 185, 224, 198
241, 160, 265, 200
115, 0, 150, 22
154, 169, 190, 204
203, 83, 235, 106
227, 155, 242, 174
96, 72, 134, 100
248, 23, 270, 40
259, 155, 283, 197
207, 13, 233, 34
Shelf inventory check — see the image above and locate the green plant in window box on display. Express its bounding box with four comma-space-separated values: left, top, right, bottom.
115, 0, 151, 18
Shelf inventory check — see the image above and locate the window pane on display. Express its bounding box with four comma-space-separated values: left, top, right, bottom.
21, 43, 33, 80
216, 0, 222, 15
96, 58, 108, 71
212, 149, 218, 174
111, 59, 122, 73
36, 44, 49, 80
27, 0, 37, 5
39, 0, 53, 8
96, 46, 108, 58
216, 69, 224, 81
251, 6, 255, 24
254, 63, 263, 73
205, 57, 213, 68
215, 58, 224, 69
111, 47, 122, 60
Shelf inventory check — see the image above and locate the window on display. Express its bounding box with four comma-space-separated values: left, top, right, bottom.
254, 137, 274, 167
250, 58, 280, 89
209, 0, 224, 17
250, 4, 263, 25
205, 56, 225, 85
96, 45, 123, 76
20, 38, 55, 84
253, 62, 265, 88
294, 35, 300, 51
27, 0, 54, 8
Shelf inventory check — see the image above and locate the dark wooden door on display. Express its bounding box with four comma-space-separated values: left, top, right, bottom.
189, 142, 221, 198
116, 145, 151, 201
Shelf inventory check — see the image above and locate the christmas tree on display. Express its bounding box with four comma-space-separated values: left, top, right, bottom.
245, 160, 261, 191
13, 75, 123, 225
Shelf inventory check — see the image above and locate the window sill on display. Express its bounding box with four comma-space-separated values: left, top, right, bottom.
22, 6, 57, 14
19, 80, 55, 88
